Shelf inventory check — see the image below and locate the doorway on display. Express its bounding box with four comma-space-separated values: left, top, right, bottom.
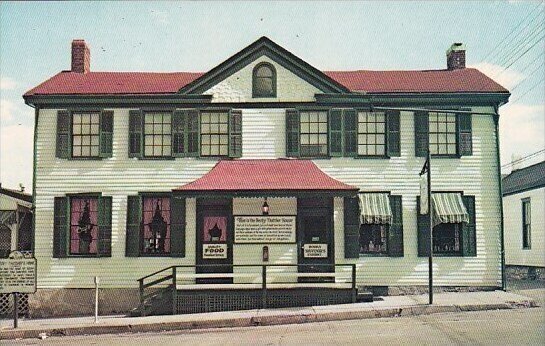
196, 198, 233, 284
297, 198, 334, 282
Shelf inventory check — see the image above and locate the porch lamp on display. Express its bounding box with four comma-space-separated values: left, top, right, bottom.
262, 197, 270, 215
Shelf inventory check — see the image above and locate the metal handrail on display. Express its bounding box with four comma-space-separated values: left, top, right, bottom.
137, 263, 358, 314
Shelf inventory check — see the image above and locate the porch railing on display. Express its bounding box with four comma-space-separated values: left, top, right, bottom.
137, 264, 357, 315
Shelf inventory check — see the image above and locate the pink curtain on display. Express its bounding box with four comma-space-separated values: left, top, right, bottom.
70, 198, 98, 254
203, 216, 227, 242
143, 197, 171, 252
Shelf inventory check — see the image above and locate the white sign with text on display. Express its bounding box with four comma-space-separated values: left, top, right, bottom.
303, 244, 328, 258
235, 216, 296, 243
202, 244, 228, 259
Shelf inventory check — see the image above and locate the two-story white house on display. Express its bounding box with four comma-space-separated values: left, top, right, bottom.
23, 37, 510, 317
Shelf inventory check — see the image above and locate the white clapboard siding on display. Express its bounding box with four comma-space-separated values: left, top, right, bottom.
34, 106, 502, 288
503, 187, 545, 267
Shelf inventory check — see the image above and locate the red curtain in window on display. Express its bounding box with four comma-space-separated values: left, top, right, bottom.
143, 197, 171, 252
203, 216, 227, 242
70, 198, 98, 254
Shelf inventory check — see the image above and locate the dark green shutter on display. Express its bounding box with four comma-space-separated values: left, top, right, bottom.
97, 196, 112, 257
417, 196, 431, 257
343, 109, 357, 157
344, 196, 360, 258
170, 195, 186, 258
56, 110, 71, 159
329, 109, 343, 156
414, 111, 429, 157
172, 110, 186, 157
229, 109, 243, 158
286, 109, 300, 157
126, 195, 141, 257
457, 112, 473, 156
53, 197, 68, 258
99, 110, 114, 158
388, 195, 404, 257
462, 195, 476, 257
186, 109, 199, 157
387, 110, 401, 157
128, 110, 143, 158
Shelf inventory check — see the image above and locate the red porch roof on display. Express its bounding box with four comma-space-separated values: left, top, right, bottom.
174, 159, 358, 193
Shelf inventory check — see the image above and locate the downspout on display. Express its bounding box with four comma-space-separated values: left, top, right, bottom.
29, 104, 38, 254
493, 104, 506, 291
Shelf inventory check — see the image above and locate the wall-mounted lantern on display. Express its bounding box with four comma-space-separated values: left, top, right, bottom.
262, 197, 269, 215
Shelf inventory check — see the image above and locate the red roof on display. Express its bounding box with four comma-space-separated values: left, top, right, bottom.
174, 159, 358, 192
24, 68, 508, 96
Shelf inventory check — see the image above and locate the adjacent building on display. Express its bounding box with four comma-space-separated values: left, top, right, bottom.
503, 161, 545, 280
23, 37, 510, 316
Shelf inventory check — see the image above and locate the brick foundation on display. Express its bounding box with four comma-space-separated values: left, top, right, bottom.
506, 265, 545, 281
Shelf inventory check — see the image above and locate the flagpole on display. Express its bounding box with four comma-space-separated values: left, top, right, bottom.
427, 148, 433, 305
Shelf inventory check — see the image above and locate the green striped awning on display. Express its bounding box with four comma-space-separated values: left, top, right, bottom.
432, 193, 469, 227
358, 193, 392, 224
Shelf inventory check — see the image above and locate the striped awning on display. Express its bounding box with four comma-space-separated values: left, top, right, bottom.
432, 193, 469, 227
358, 193, 392, 224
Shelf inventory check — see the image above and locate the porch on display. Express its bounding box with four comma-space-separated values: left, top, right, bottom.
133, 263, 368, 316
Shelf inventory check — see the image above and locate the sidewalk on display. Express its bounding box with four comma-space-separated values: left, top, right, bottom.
0, 290, 540, 341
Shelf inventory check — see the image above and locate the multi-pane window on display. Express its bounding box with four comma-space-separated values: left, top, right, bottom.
201, 111, 229, 156
300, 111, 328, 157
522, 199, 531, 249
72, 112, 100, 157
433, 223, 461, 255
144, 112, 172, 157
253, 63, 276, 97
142, 196, 171, 255
358, 111, 386, 156
359, 224, 388, 254
70, 197, 98, 255
429, 112, 457, 155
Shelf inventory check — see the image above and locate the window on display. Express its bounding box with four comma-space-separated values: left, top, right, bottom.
144, 112, 172, 157
300, 111, 328, 157
142, 196, 171, 255
70, 197, 98, 255
252, 63, 276, 97
358, 111, 386, 156
522, 199, 531, 249
433, 223, 461, 255
428, 111, 457, 155
359, 224, 388, 254
72, 112, 100, 157
201, 111, 229, 156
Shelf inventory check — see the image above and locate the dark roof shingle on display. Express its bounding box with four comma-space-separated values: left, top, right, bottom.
502, 161, 545, 196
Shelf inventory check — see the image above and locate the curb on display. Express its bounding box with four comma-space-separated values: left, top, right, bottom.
0, 301, 537, 341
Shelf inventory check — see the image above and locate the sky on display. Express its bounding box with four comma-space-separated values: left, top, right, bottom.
1, 0, 544, 190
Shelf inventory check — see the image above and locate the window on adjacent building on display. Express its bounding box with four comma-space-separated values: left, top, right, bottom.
144, 112, 172, 157
359, 224, 388, 254
70, 197, 98, 255
252, 63, 276, 97
141, 196, 171, 255
433, 223, 461, 255
300, 111, 328, 157
522, 199, 531, 249
72, 112, 100, 157
200, 111, 229, 156
358, 111, 386, 156
428, 112, 457, 155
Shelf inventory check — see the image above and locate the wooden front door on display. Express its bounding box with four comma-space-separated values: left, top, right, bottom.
196, 198, 233, 284
297, 198, 334, 282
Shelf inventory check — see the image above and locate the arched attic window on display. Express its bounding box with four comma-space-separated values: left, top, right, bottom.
252, 62, 276, 98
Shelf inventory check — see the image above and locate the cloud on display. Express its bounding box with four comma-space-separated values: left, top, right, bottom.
0, 99, 15, 122
470, 62, 525, 90
0, 77, 17, 90
150, 10, 169, 24
0, 124, 33, 190
499, 103, 545, 168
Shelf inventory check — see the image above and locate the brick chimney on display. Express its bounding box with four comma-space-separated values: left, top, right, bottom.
71, 39, 90, 73
446, 43, 465, 70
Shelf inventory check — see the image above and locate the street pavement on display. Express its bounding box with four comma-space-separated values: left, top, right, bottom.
5, 300, 545, 345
